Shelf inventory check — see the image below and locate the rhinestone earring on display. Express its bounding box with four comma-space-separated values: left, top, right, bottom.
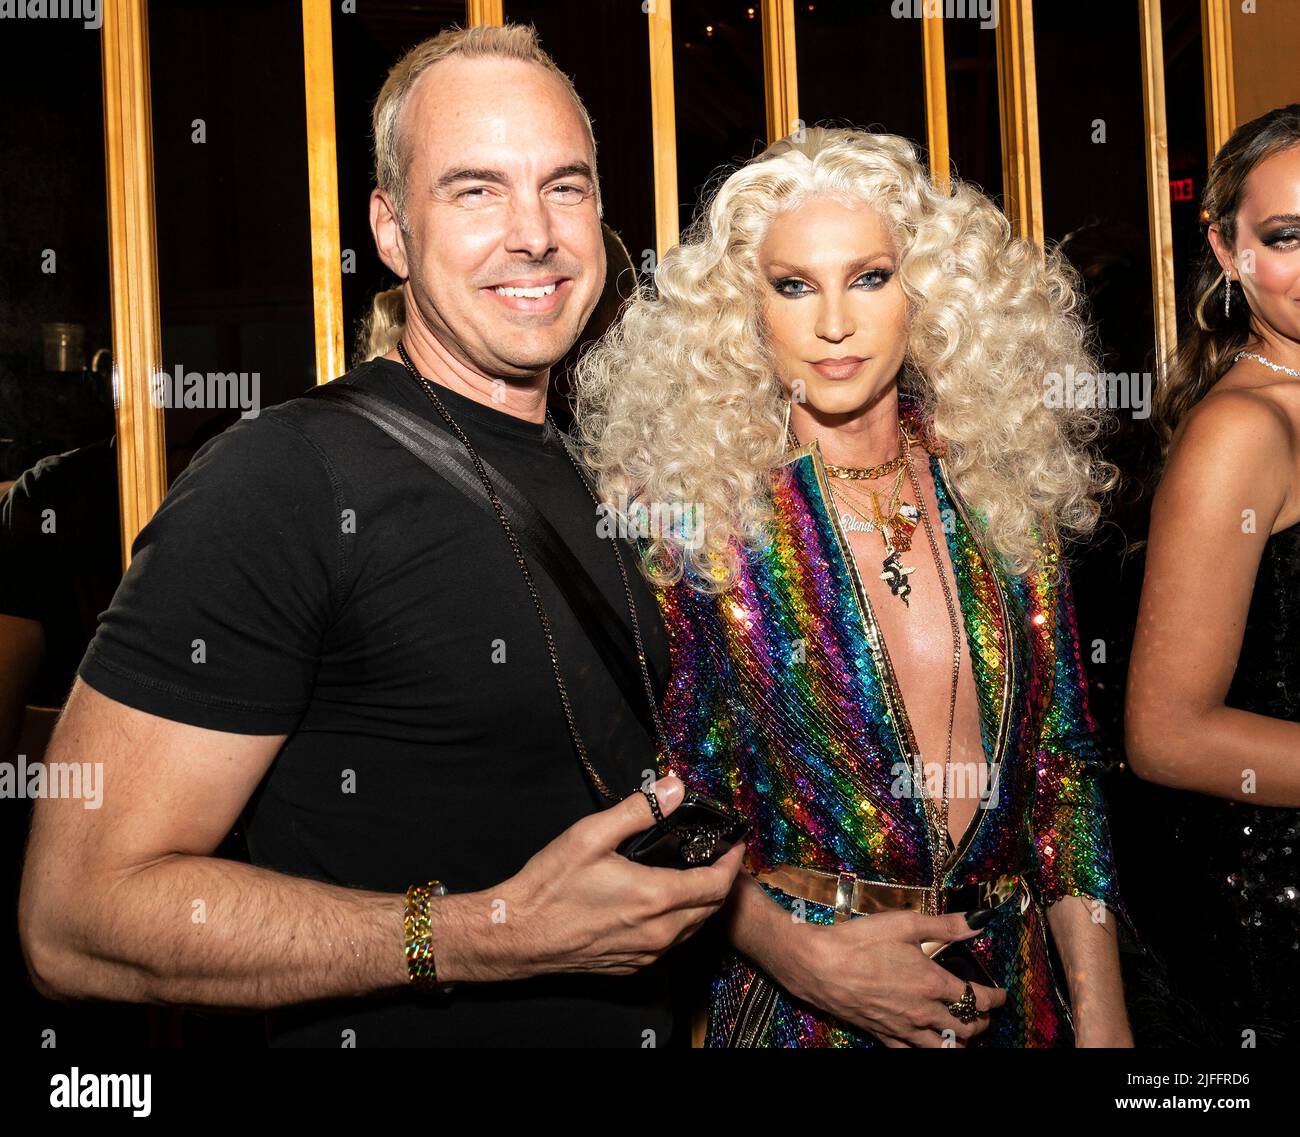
1224, 269, 1233, 318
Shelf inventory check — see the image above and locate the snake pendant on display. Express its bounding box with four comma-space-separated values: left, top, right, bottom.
880, 549, 915, 605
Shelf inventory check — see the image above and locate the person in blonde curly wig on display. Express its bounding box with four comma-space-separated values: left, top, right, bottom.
575, 127, 1135, 1048
578, 128, 1112, 591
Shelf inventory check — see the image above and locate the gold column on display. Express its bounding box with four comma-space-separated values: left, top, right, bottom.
922, 8, 950, 191
1201, 0, 1235, 160
648, 0, 680, 260
467, 0, 503, 26
761, 0, 799, 143
1140, 0, 1178, 370
994, 0, 1043, 248
302, 0, 345, 385
101, 0, 167, 565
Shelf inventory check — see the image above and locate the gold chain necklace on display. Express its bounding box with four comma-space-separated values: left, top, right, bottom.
831, 468, 917, 551
900, 445, 963, 912
812, 416, 963, 910
824, 450, 908, 480
811, 415, 967, 909
828, 428, 921, 603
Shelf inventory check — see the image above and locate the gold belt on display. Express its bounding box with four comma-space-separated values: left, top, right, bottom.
755, 864, 1024, 924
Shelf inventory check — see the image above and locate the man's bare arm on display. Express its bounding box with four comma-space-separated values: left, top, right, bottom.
19, 679, 409, 1009
19, 680, 743, 1009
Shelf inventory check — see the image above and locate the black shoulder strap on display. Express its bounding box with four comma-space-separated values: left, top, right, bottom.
303, 383, 660, 743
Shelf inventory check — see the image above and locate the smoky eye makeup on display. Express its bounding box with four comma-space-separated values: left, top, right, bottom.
853, 267, 895, 289
1260, 226, 1300, 248
768, 276, 810, 297
766, 264, 895, 296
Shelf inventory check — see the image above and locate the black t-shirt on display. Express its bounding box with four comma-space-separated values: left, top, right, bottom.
78, 358, 674, 1047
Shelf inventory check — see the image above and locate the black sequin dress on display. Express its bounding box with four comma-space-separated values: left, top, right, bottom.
1146, 523, 1300, 1047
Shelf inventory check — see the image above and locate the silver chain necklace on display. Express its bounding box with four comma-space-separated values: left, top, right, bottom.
1236, 350, 1300, 379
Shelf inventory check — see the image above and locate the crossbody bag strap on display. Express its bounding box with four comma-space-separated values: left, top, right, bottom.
304, 383, 661, 747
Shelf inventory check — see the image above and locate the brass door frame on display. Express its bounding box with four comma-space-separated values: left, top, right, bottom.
1141, 0, 1179, 372
762, 0, 799, 145
995, 0, 1044, 248
649, 0, 680, 260
1201, 0, 1236, 161
303, 0, 345, 386
101, 0, 167, 567
923, 9, 951, 192
106, 0, 1213, 556
467, 0, 503, 25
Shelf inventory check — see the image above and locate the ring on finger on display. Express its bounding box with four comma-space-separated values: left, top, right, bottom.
943, 982, 982, 1024
639, 786, 666, 825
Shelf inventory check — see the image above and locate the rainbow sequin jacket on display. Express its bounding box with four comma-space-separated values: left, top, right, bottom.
650, 400, 1125, 917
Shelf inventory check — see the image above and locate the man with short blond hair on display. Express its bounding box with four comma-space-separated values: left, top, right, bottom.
20, 25, 741, 1048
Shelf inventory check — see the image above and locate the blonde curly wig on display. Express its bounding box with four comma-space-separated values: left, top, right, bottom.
573, 127, 1115, 593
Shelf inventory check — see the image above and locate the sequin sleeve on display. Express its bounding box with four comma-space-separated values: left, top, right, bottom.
651, 576, 738, 807
1029, 541, 1127, 924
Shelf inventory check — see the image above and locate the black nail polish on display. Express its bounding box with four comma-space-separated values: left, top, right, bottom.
965, 907, 995, 930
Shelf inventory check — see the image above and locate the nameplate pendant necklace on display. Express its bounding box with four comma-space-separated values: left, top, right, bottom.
826, 425, 919, 606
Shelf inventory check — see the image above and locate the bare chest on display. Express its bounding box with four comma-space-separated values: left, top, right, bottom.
828, 465, 989, 846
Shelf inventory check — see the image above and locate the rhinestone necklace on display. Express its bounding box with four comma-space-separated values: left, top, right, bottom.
1236, 350, 1300, 379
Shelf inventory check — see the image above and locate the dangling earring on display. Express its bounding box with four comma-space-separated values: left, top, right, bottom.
781, 393, 794, 450
1224, 269, 1233, 318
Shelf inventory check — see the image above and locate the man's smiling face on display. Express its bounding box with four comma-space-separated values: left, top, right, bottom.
385, 55, 606, 381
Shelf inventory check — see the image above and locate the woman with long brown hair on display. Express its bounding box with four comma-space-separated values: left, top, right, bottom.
1127, 104, 1300, 1046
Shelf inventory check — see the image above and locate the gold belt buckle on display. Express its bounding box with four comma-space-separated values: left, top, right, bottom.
984, 874, 1019, 910
757, 865, 1022, 923
834, 872, 856, 924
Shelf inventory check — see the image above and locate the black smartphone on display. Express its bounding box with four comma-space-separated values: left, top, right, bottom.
928, 937, 998, 988
616, 788, 749, 869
